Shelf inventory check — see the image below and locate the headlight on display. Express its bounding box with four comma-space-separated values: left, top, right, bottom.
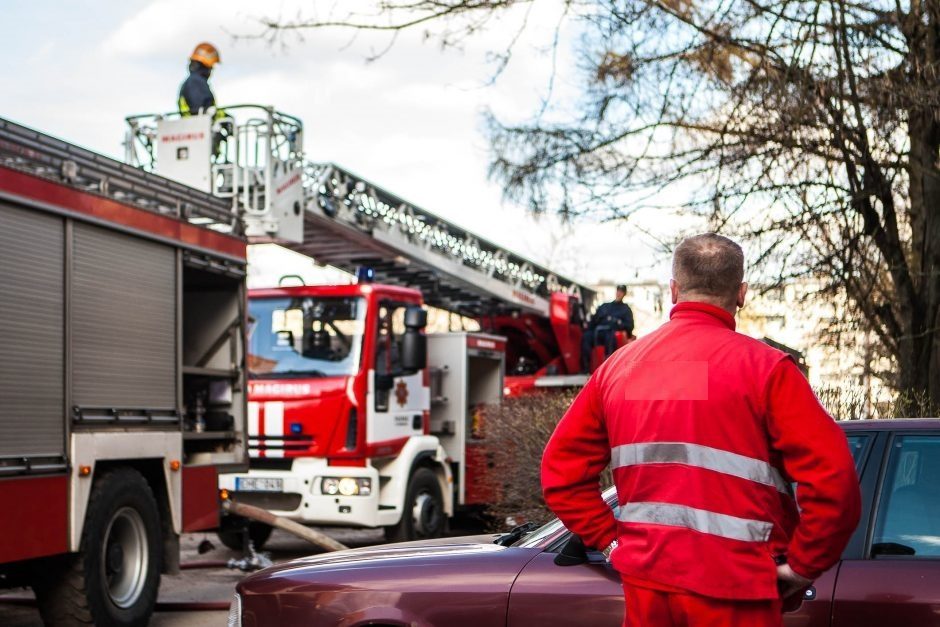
320, 477, 371, 496
227, 593, 241, 627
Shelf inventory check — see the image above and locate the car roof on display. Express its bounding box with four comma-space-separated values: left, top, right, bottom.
839, 418, 940, 431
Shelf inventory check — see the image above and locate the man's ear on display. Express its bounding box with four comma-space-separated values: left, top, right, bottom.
670, 279, 679, 305
736, 282, 748, 310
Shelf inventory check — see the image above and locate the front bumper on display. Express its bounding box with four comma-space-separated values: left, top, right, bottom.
219, 458, 382, 527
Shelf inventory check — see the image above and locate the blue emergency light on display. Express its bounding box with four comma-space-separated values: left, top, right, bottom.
356, 266, 375, 283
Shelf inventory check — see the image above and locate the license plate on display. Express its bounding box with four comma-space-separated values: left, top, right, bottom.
236, 477, 283, 492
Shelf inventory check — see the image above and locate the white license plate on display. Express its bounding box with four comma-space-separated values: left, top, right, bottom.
236, 477, 283, 492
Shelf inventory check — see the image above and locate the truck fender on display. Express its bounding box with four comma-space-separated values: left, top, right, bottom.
373, 436, 454, 524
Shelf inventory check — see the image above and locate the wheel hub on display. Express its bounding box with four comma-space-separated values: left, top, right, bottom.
107, 542, 124, 573
412, 492, 441, 537
101, 506, 149, 609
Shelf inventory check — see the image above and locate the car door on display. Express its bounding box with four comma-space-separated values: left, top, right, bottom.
505, 432, 876, 627
832, 431, 940, 626
506, 542, 624, 627
781, 431, 876, 627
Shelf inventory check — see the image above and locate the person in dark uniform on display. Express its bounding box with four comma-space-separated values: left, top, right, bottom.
179, 42, 221, 116
581, 284, 634, 372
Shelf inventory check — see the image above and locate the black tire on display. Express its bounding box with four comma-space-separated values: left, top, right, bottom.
216, 516, 273, 551
384, 467, 446, 543
34, 467, 162, 627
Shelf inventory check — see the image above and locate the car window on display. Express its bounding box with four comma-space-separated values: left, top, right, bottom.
845, 433, 871, 471
871, 435, 940, 557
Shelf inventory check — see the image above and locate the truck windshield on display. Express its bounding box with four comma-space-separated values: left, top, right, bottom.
248, 296, 366, 378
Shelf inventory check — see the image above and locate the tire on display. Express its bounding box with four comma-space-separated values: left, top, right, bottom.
34, 467, 162, 627
217, 516, 273, 551
384, 467, 446, 543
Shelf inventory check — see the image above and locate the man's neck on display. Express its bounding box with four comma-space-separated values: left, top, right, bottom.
676, 297, 735, 317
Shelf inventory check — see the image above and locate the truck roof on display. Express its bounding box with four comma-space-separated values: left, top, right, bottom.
0, 116, 245, 265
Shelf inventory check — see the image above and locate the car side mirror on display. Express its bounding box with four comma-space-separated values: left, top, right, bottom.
554, 534, 589, 566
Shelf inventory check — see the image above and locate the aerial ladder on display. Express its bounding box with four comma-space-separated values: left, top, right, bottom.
124, 105, 596, 320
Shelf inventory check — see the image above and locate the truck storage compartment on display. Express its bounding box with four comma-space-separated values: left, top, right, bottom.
0, 202, 66, 472
181, 262, 246, 467
427, 333, 504, 506
463, 342, 505, 505
71, 222, 177, 421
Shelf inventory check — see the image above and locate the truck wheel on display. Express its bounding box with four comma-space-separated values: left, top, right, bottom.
385, 467, 445, 542
217, 516, 273, 551
34, 468, 162, 627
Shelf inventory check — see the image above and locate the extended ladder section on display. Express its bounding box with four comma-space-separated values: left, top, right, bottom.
299, 163, 595, 318
0, 116, 238, 240
122, 106, 595, 318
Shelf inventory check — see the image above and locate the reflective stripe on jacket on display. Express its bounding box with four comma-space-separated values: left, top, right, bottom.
541, 301, 861, 600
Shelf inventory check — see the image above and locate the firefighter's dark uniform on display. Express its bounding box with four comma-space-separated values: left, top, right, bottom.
581, 299, 634, 372
179, 61, 216, 116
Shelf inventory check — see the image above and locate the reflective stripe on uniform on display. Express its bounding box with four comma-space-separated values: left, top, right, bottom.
179, 96, 191, 116
617, 502, 773, 542
611, 442, 791, 495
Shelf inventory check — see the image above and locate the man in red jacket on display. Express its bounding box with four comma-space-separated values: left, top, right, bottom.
542, 233, 861, 626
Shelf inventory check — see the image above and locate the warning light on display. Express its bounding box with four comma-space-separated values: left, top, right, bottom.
355, 266, 375, 283
78, 465, 92, 477
219, 489, 230, 501
169, 460, 181, 472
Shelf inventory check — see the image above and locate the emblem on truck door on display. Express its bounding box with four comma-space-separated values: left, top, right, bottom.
395, 379, 409, 407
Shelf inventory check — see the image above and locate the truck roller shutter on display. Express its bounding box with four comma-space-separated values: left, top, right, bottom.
0, 203, 65, 460
72, 223, 176, 410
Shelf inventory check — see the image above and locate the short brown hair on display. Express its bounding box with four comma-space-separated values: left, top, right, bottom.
672, 233, 744, 304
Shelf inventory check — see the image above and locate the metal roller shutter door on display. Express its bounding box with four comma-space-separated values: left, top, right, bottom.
0, 203, 64, 458
72, 223, 176, 410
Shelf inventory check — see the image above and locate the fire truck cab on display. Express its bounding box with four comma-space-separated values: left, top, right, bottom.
219, 282, 505, 540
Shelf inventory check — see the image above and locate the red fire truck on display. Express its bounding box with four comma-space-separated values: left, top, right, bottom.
0, 117, 249, 625
124, 106, 598, 544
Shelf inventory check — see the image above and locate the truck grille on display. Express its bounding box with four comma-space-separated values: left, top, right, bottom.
249, 434, 316, 457
231, 492, 302, 512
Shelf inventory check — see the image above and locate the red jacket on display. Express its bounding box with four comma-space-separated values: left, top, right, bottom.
541, 301, 861, 600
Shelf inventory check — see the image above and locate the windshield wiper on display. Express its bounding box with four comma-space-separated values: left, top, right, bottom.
495, 522, 539, 546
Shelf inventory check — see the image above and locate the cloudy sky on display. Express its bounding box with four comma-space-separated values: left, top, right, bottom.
2, 0, 680, 287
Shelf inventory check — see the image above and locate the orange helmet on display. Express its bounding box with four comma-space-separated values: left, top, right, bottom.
190, 42, 221, 68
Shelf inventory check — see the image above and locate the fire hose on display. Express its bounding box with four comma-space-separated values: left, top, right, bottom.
222, 498, 349, 552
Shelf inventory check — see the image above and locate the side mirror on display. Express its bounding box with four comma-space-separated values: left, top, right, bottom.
404, 306, 428, 329
402, 330, 427, 372
402, 306, 428, 372
554, 534, 589, 566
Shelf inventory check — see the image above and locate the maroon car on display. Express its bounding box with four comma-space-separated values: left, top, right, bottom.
230, 419, 940, 626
